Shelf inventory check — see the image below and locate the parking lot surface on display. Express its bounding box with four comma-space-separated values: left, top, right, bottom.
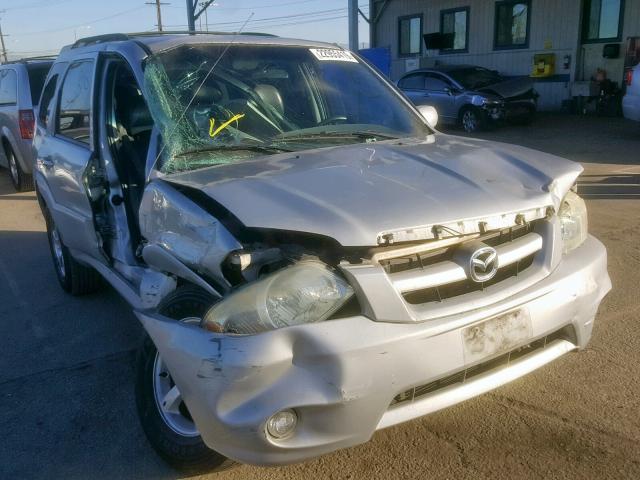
0, 113, 639, 479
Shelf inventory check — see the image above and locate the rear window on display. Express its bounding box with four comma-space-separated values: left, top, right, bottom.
27, 63, 52, 105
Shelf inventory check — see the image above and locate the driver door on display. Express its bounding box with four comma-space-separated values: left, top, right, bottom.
35, 55, 106, 262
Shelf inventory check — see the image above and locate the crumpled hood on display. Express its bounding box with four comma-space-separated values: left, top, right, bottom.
478, 76, 534, 99
165, 135, 582, 246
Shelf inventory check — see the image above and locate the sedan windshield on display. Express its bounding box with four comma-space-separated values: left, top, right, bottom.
447, 67, 503, 90
144, 43, 432, 174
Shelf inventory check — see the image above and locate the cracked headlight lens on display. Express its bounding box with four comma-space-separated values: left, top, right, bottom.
203, 261, 354, 334
559, 190, 588, 254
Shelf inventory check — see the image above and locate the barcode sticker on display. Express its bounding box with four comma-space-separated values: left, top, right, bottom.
309, 48, 358, 63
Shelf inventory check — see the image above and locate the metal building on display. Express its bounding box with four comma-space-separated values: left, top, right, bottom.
367, 0, 640, 110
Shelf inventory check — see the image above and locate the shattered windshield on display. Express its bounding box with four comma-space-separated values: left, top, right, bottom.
144, 43, 432, 174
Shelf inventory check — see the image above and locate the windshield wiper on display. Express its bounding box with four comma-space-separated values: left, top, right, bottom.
173, 144, 292, 158
275, 131, 400, 143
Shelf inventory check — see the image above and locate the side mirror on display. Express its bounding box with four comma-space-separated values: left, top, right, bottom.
417, 105, 438, 128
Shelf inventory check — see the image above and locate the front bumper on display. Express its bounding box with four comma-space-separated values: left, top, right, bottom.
137, 235, 610, 466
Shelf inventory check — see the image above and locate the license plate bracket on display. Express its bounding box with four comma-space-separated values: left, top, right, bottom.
462, 309, 532, 364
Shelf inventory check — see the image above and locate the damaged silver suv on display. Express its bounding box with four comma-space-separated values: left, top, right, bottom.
34, 33, 611, 473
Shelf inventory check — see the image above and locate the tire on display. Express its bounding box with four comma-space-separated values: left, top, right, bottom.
6, 144, 34, 192
135, 286, 232, 474
44, 208, 102, 295
459, 107, 485, 133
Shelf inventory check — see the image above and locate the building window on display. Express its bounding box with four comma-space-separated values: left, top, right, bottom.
583, 0, 623, 42
399, 14, 422, 56
494, 1, 530, 49
441, 7, 469, 53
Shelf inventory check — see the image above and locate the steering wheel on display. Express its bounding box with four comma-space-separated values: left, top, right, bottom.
317, 115, 348, 127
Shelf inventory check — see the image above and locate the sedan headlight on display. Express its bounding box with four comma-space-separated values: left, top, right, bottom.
203, 261, 354, 334
558, 190, 588, 254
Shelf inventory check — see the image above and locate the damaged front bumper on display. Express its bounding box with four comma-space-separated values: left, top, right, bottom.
136, 235, 610, 466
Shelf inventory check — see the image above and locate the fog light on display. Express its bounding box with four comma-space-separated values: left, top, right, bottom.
266, 409, 297, 439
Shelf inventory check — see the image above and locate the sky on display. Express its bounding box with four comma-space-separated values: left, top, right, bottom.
0, 0, 371, 60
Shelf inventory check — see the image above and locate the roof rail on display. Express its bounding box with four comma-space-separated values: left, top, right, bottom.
67, 30, 279, 51
128, 30, 278, 38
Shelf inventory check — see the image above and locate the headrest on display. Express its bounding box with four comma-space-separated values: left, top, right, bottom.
115, 84, 153, 131
254, 84, 284, 115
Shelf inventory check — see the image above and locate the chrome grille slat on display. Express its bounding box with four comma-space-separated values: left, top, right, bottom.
389, 232, 543, 294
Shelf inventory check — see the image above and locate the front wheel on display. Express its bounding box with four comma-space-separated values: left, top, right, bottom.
135, 286, 232, 474
459, 107, 485, 133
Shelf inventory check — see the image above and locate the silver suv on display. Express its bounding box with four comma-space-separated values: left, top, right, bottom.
0, 58, 53, 191
34, 33, 610, 474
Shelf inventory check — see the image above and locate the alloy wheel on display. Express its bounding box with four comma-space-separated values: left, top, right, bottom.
8, 151, 19, 186
50, 227, 66, 278
462, 110, 478, 132
152, 317, 200, 437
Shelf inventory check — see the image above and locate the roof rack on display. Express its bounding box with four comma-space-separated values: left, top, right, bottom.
71, 33, 130, 49
129, 30, 278, 38
70, 30, 278, 49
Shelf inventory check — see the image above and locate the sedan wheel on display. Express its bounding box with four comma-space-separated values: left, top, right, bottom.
461, 109, 481, 133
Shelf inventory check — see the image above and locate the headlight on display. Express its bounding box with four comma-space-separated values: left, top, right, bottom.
558, 190, 588, 254
203, 261, 354, 334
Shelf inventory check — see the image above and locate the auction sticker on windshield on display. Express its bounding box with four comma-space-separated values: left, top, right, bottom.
310, 48, 358, 63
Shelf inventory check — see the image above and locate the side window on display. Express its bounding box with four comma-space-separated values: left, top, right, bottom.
38, 62, 68, 128
399, 73, 426, 90
425, 75, 450, 92
0, 69, 17, 105
57, 60, 94, 144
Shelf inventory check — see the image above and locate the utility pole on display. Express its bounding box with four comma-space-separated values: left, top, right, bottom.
348, 0, 358, 51
0, 18, 7, 63
146, 0, 169, 32
200, 2, 209, 31
186, 0, 215, 33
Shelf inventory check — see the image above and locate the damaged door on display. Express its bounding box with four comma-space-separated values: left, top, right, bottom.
37, 55, 108, 262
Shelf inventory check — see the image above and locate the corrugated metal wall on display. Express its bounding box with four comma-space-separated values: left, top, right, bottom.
372, 0, 639, 110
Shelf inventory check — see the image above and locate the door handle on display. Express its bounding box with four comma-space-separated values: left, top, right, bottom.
38, 157, 54, 169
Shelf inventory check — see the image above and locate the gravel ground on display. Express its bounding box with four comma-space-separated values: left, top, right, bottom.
0, 113, 638, 479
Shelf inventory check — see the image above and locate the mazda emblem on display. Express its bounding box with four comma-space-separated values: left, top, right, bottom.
469, 246, 499, 282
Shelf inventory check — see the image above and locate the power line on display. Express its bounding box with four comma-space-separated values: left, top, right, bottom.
175, 6, 367, 28
1, 0, 73, 12
166, 0, 320, 10
6, 5, 148, 36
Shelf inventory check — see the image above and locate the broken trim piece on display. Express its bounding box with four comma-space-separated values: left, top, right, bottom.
142, 244, 222, 298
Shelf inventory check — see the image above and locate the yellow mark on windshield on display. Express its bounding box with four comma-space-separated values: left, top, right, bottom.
209, 113, 245, 138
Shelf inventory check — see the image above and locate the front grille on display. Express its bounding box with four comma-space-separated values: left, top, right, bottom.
379, 223, 534, 275
380, 221, 544, 307
404, 253, 535, 304
389, 327, 573, 408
